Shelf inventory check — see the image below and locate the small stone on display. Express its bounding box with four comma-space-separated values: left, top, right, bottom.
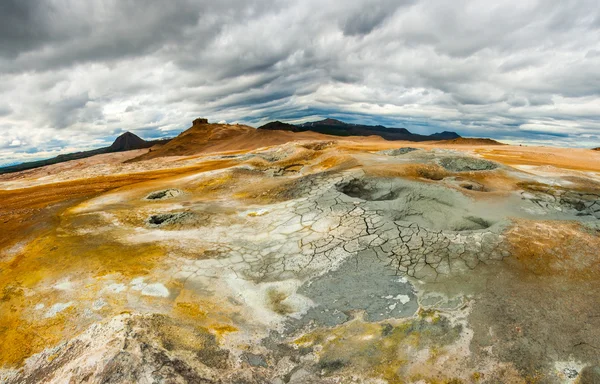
563, 368, 578, 379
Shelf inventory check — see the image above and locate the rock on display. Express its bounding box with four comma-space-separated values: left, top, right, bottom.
563, 367, 578, 379
244, 353, 268, 368
193, 118, 209, 126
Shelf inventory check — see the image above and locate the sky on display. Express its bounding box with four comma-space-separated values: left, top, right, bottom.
1, 0, 600, 166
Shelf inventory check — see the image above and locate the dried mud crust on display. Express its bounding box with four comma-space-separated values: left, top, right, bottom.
519, 182, 600, 219
162, 171, 511, 284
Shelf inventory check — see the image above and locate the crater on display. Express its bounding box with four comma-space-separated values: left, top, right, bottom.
336, 178, 403, 201
460, 182, 487, 191
445, 177, 488, 192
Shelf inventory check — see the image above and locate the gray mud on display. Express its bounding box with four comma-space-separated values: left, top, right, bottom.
520, 184, 600, 220
145, 188, 182, 200
377, 147, 419, 156
147, 212, 193, 227
438, 157, 499, 172
291, 253, 418, 329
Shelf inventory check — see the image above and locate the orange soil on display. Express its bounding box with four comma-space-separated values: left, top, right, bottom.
474, 146, 600, 172
0, 160, 236, 251
131, 123, 342, 162
506, 219, 600, 280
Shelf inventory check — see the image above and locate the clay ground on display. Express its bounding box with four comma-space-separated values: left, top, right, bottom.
1, 131, 600, 384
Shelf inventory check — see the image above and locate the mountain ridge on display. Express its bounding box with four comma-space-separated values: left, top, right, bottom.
258, 118, 460, 141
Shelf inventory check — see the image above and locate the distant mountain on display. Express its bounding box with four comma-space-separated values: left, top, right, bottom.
107, 132, 152, 152
258, 118, 460, 141
0, 132, 169, 175
258, 121, 303, 132
438, 138, 506, 146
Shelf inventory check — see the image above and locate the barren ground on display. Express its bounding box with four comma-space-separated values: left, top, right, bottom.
1, 129, 599, 383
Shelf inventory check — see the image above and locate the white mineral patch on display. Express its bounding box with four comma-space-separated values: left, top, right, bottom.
383, 294, 410, 305
35, 303, 45, 310
1, 241, 27, 260
129, 277, 145, 291
71, 191, 131, 213
92, 299, 107, 310
104, 283, 127, 293
45, 302, 73, 318
53, 279, 73, 291
225, 274, 314, 330
128, 277, 169, 297
141, 283, 170, 297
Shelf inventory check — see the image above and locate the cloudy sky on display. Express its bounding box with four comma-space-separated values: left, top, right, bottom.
1, 0, 600, 165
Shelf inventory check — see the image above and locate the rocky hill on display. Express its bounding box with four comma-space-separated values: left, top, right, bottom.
129, 118, 334, 162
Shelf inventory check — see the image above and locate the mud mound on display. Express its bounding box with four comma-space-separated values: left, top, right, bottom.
439, 157, 498, 172
378, 147, 419, 156
336, 178, 404, 201
336, 175, 498, 233
392, 203, 494, 232
145, 189, 182, 200
147, 212, 192, 226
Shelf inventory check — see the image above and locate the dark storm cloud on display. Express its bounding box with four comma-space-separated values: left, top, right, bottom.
1, 0, 600, 165
0, 0, 58, 57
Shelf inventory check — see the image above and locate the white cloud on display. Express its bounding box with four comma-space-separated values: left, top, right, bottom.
0, 0, 600, 163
